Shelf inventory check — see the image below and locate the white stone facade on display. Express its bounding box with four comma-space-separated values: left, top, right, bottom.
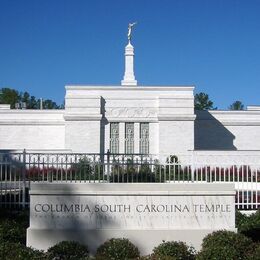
0, 40, 260, 159
195, 110, 260, 151
64, 86, 195, 154
0, 109, 65, 150
1, 88, 260, 159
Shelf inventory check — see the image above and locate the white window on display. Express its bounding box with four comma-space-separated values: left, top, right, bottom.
125, 123, 134, 154
110, 123, 119, 153
140, 123, 149, 154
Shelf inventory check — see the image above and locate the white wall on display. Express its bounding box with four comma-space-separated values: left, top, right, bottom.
65, 85, 195, 154
64, 93, 102, 153
1, 86, 260, 156
0, 110, 65, 150
65, 121, 101, 153
159, 121, 194, 154
195, 110, 260, 151
192, 150, 260, 164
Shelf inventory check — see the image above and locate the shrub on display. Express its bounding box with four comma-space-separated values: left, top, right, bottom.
110, 161, 158, 183
0, 241, 45, 260
246, 242, 260, 260
152, 241, 195, 260
0, 208, 29, 222
236, 210, 260, 242
0, 219, 27, 244
47, 241, 89, 260
95, 238, 140, 260
197, 230, 253, 260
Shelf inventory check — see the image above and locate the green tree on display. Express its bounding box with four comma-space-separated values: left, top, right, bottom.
21, 91, 30, 105
0, 88, 20, 108
21, 92, 41, 109
0, 87, 62, 109
43, 99, 60, 109
28, 96, 40, 109
229, 100, 244, 110
194, 92, 215, 110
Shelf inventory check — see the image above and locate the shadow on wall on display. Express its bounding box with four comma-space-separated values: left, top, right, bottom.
195, 111, 237, 150
48, 187, 116, 255
26, 183, 119, 255
100, 97, 108, 156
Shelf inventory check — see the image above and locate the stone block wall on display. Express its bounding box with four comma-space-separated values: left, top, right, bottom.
195, 110, 260, 150
64, 85, 195, 154
0, 86, 259, 157
0, 110, 65, 150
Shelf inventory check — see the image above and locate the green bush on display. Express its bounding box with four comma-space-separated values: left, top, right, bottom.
47, 240, 89, 260
95, 238, 140, 260
110, 161, 158, 183
0, 219, 27, 244
0, 208, 29, 228
69, 157, 104, 181
246, 242, 260, 260
197, 230, 253, 260
236, 210, 260, 242
152, 241, 195, 260
0, 241, 45, 260
0, 208, 29, 221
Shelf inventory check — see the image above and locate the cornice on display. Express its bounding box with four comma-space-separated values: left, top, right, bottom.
65, 85, 195, 91
0, 110, 65, 115
158, 115, 196, 121
64, 113, 102, 121
216, 121, 260, 126
204, 110, 260, 115
0, 120, 65, 125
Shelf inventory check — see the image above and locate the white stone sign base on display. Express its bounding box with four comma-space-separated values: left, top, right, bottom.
27, 183, 236, 255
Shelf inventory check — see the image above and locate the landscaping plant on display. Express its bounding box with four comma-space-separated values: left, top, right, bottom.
0, 241, 45, 260
95, 238, 140, 260
152, 240, 195, 260
47, 240, 89, 260
196, 230, 254, 260
236, 209, 260, 242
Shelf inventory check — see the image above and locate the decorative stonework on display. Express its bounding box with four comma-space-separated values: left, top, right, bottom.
105, 107, 157, 118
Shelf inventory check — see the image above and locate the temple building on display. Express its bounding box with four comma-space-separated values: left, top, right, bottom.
0, 38, 260, 163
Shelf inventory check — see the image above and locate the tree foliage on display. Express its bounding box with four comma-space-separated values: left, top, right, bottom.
229, 100, 244, 110
197, 230, 253, 260
95, 238, 140, 260
194, 92, 215, 110
0, 88, 63, 109
152, 241, 195, 259
0, 88, 20, 109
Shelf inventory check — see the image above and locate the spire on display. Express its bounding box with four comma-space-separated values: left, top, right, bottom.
121, 22, 137, 86
121, 42, 137, 86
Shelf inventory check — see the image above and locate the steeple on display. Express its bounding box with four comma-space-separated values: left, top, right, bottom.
121, 22, 137, 86
121, 42, 137, 86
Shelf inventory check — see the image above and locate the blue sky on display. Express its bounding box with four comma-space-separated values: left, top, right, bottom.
0, 0, 259, 109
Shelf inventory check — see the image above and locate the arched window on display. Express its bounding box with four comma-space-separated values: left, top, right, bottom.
140, 123, 149, 154
110, 123, 119, 153
125, 123, 134, 154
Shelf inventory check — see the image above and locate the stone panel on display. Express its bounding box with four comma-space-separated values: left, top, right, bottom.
159, 121, 194, 154
65, 121, 100, 153
0, 110, 65, 150
0, 125, 65, 150
27, 183, 236, 255
195, 110, 260, 150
